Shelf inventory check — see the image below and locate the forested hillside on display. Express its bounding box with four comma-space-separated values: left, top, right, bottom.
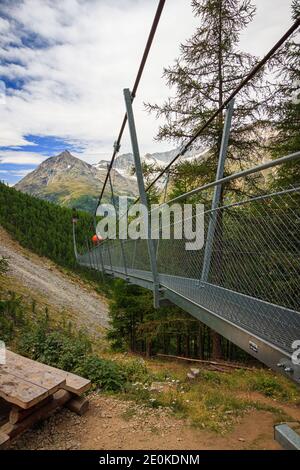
0, 182, 93, 269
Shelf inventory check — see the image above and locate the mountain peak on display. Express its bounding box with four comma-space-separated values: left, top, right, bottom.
56, 149, 73, 159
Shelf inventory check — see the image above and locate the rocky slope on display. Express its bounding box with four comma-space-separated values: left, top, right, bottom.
0, 226, 108, 334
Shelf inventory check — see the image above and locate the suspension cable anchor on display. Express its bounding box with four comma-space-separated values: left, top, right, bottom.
113, 141, 121, 153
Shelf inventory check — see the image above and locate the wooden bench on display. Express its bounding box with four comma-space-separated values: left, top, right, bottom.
0, 350, 91, 448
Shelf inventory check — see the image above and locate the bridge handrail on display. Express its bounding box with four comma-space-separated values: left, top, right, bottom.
163, 150, 300, 206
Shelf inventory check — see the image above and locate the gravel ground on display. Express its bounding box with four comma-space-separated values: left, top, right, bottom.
10, 393, 283, 450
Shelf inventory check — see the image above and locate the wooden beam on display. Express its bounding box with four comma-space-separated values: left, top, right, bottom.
66, 396, 89, 416
0, 432, 9, 449
156, 353, 255, 371
2, 390, 72, 440
9, 396, 53, 424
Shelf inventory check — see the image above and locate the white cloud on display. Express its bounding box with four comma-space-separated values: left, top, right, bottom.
0, 168, 34, 177
0, 0, 293, 167
0, 150, 45, 165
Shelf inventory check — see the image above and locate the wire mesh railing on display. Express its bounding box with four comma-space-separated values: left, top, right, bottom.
77, 154, 300, 356
88, 183, 300, 310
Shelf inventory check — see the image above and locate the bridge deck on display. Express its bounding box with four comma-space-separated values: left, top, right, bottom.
80, 257, 300, 356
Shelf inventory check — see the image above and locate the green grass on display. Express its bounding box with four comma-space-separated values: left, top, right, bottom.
117, 363, 300, 433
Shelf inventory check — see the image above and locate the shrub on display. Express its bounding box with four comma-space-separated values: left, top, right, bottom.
17, 311, 92, 371
0, 257, 9, 275
76, 356, 125, 391
250, 373, 284, 398
0, 291, 24, 342
122, 359, 150, 383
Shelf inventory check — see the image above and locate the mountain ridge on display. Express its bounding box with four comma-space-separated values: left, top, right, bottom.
15, 150, 138, 212
14, 145, 208, 213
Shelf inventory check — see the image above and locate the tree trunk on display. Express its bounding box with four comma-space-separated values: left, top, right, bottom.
185, 335, 191, 357
130, 315, 136, 352
212, 330, 222, 360
193, 336, 198, 358
146, 338, 152, 358
198, 330, 203, 359
176, 334, 182, 355
163, 335, 170, 355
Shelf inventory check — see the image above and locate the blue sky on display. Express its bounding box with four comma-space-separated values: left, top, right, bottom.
0, 0, 294, 186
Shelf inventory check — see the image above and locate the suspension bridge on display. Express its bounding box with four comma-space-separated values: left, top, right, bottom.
73, 0, 300, 395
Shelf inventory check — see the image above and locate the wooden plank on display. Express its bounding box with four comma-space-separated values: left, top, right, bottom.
0, 369, 49, 409
4, 351, 66, 394
6, 351, 90, 395
62, 372, 91, 395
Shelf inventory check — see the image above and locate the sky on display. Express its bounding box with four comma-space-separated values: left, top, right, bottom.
0, 0, 294, 185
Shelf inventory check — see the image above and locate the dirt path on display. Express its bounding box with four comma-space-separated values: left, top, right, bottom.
0, 226, 109, 332
10, 393, 294, 450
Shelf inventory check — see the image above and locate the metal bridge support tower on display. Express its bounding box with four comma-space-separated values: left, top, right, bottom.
201, 99, 235, 283
107, 166, 129, 280
124, 88, 160, 308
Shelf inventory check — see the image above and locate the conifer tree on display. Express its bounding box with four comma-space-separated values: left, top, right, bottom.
146, 0, 269, 176
270, 0, 300, 188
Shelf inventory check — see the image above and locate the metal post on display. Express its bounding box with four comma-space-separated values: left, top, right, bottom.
86, 238, 93, 270
124, 88, 160, 307
107, 242, 113, 272
98, 245, 105, 273
156, 169, 170, 257
201, 99, 235, 283
93, 219, 105, 278
108, 169, 128, 278
91, 245, 97, 270
93, 244, 104, 280
131, 240, 137, 269
72, 221, 78, 260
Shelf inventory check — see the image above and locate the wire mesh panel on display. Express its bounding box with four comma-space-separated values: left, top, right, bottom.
155, 205, 208, 279
207, 188, 300, 311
